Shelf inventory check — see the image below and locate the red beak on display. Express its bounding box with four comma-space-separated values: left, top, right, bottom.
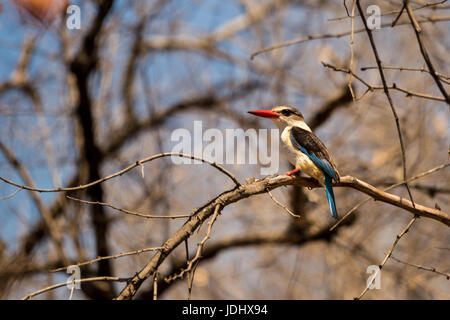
247, 109, 280, 118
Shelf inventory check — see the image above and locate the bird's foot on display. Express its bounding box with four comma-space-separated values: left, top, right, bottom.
284, 168, 300, 178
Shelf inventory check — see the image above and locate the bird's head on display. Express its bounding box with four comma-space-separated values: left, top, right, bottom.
248, 105, 310, 131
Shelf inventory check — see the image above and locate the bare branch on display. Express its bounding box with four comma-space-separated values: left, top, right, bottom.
66, 196, 192, 219
391, 255, 450, 279
356, 216, 418, 299
328, 0, 448, 22
0, 187, 22, 201
22, 276, 129, 300
330, 162, 449, 231
50, 247, 164, 273
322, 62, 447, 102
116, 173, 450, 299
250, 15, 450, 59
0, 152, 241, 192
403, 0, 450, 105
164, 204, 222, 283
266, 188, 301, 219
0, 141, 69, 265
360, 65, 450, 84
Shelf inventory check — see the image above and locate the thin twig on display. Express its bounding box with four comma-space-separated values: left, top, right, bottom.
328, 0, 448, 22
361, 65, 450, 84
266, 188, 301, 219
250, 15, 450, 59
404, 0, 450, 105
153, 272, 159, 300
323, 62, 373, 88
68, 280, 75, 300
187, 260, 199, 300
0, 152, 241, 193
330, 162, 449, 231
22, 276, 129, 300
0, 140, 69, 265
347, 0, 357, 101
0, 187, 22, 201
164, 205, 222, 284
355, 216, 418, 299
66, 196, 191, 219
391, 3, 406, 27
50, 247, 164, 272
391, 255, 450, 279
343, 0, 351, 17
360, 0, 415, 209
322, 62, 446, 102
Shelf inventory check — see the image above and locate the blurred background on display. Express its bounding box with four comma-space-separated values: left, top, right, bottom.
0, 0, 448, 299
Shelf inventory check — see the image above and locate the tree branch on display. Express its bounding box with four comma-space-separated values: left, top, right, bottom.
116, 172, 450, 300
403, 0, 450, 105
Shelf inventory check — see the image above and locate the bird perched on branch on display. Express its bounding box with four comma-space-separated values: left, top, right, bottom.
248, 106, 340, 218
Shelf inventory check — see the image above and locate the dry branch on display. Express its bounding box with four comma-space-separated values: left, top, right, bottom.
22, 276, 129, 300
250, 15, 450, 59
323, 62, 447, 102
403, 0, 450, 105
356, 216, 418, 299
390, 255, 450, 279
116, 172, 450, 299
0, 152, 241, 192
66, 196, 192, 219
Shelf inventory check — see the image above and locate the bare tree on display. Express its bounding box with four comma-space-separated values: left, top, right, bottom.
0, 0, 448, 300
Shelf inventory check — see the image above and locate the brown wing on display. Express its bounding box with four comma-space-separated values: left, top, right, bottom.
290, 126, 340, 181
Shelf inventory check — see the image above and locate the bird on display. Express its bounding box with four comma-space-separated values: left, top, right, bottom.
248, 106, 340, 218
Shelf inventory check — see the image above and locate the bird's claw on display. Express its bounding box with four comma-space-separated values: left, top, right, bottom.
284, 169, 300, 178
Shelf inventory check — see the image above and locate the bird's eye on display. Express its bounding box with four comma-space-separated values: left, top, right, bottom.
281, 109, 292, 116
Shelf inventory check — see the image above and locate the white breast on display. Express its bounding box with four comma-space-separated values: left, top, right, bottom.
280, 126, 325, 185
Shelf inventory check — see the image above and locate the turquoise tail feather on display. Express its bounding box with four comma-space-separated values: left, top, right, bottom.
324, 175, 338, 219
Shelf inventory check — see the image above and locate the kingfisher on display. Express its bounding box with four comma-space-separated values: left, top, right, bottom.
248, 106, 340, 218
